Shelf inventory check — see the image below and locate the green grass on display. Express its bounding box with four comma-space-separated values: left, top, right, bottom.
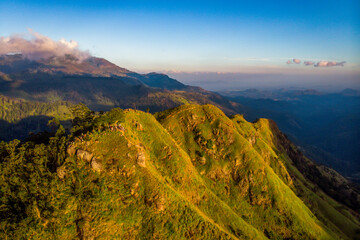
0, 103, 358, 239
157, 104, 339, 239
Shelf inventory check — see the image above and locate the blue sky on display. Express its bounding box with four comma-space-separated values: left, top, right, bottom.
0, 0, 359, 90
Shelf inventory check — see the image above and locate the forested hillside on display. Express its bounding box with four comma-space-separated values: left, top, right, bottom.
0, 94, 72, 141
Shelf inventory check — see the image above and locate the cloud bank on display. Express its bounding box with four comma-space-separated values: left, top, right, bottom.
0, 30, 90, 61
286, 58, 346, 68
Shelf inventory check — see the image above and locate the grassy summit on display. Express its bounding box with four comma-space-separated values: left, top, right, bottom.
0, 104, 359, 239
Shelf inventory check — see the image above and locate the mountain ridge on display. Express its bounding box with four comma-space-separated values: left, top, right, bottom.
0, 54, 243, 115
0, 104, 359, 239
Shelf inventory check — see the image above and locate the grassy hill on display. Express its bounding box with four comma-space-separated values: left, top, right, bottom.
0, 104, 359, 239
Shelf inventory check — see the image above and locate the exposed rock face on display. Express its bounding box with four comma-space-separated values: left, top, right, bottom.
156, 196, 166, 211
134, 144, 147, 167
248, 135, 256, 146
137, 152, 146, 167
57, 167, 66, 179
77, 150, 93, 162
108, 124, 125, 132
198, 157, 206, 165
91, 158, 103, 172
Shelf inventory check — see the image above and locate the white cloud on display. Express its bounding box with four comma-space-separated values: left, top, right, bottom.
286, 58, 346, 68
0, 29, 89, 61
314, 61, 346, 67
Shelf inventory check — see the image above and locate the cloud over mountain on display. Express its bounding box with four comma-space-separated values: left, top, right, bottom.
0, 30, 89, 61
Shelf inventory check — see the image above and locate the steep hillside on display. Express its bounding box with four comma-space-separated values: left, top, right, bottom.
0, 104, 358, 239
221, 90, 360, 181
157, 104, 360, 239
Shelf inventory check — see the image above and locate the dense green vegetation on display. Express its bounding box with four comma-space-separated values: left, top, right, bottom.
0, 94, 73, 141
0, 104, 359, 239
0, 94, 71, 123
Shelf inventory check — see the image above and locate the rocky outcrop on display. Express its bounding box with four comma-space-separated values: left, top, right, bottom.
91, 158, 103, 172
248, 135, 256, 146
75, 149, 103, 172
155, 196, 166, 211
57, 166, 66, 179
108, 124, 125, 132
137, 152, 146, 167
77, 150, 93, 162
198, 156, 206, 165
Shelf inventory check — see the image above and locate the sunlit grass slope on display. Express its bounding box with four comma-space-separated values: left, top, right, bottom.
157, 104, 337, 239
65, 107, 265, 239
0, 104, 358, 239
249, 117, 360, 239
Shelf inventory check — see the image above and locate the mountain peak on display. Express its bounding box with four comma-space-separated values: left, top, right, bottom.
0, 54, 131, 77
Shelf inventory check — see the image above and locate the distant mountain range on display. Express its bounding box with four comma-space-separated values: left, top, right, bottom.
0, 54, 241, 113
220, 88, 360, 100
